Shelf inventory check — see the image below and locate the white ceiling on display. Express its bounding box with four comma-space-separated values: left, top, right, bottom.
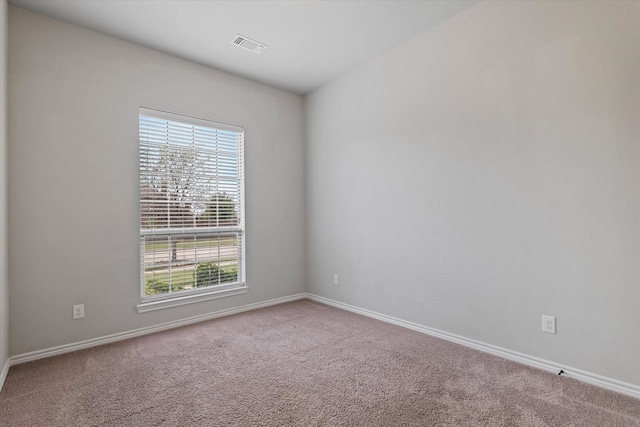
9, 0, 478, 95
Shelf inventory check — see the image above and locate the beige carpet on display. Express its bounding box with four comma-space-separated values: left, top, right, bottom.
0, 299, 639, 426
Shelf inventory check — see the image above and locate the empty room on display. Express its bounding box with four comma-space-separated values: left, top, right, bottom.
0, 0, 639, 425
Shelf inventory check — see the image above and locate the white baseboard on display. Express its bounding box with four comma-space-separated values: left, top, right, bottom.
306, 293, 640, 400
8, 293, 307, 366
0, 357, 9, 392
5, 292, 639, 400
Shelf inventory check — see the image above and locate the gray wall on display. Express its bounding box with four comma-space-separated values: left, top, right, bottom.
0, 0, 8, 373
305, 1, 640, 385
8, 6, 305, 355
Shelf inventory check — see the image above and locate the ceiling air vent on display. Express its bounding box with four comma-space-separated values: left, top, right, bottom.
231, 34, 268, 54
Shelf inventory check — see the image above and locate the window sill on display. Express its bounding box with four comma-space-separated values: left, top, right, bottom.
137, 284, 249, 313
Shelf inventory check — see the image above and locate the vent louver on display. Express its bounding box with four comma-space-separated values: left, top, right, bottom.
231, 34, 268, 54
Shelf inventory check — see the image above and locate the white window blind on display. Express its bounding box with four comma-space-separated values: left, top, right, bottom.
139, 108, 245, 299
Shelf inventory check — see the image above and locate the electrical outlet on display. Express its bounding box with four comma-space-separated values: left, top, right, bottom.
333, 274, 339, 285
541, 315, 556, 334
73, 304, 85, 319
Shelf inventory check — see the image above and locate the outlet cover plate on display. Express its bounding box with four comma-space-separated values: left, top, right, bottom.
541, 315, 556, 334
73, 304, 85, 319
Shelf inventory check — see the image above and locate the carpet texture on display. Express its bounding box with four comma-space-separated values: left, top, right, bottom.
0, 299, 639, 426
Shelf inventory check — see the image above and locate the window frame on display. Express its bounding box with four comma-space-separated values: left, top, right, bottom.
137, 107, 247, 313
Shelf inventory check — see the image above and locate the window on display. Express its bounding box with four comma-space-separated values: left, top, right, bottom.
138, 108, 246, 311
